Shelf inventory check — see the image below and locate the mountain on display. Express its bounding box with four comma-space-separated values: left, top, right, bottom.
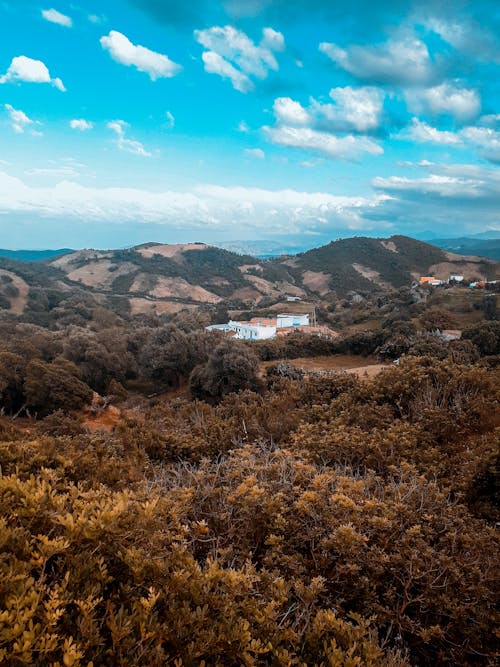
431, 237, 500, 261
0, 236, 498, 318
275, 235, 498, 295
0, 248, 73, 262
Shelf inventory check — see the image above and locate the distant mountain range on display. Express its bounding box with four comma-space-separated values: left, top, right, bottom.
431, 237, 500, 261
0, 236, 498, 319
0, 248, 72, 262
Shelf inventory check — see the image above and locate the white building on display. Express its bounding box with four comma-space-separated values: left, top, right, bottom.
449, 275, 464, 282
276, 313, 309, 328
206, 320, 276, 341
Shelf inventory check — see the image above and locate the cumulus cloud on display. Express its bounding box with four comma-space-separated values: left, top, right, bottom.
369, 162, 500, 235
0, 55, 66, 91
394, 118, 462, 145
264, 125, 383, 160
107, 120, 152, 157
1, 162, 497, 239
70, 119, 93, 131
41, 8, 72, 27
0, 170, 387, 237
393, 118, 500, 162
194, 25, 285, 92
244, 148, 265, 159
265, 86, 384, 160
273, 97, 310, 126
4, 104, 37, 134
319, 36, 435, 85
405, 82, 480, 122
311, 86, 384, 132
100, 30, 181, 80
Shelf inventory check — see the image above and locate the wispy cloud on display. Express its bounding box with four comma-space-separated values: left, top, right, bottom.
264, 125, 383, 160
4, 104, 40, 135
194, 25, 285, 92
320, 36, 436, 85
107, 120, 152, 156
244, 148, 265, 159
41, 8, 72, 28
394, 118, 462, 145
70, 119, 93, 131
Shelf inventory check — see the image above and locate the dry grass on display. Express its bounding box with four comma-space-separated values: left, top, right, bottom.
262, 354, 387, 378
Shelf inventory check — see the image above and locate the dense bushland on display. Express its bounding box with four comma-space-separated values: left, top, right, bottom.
0, 306, 499, 665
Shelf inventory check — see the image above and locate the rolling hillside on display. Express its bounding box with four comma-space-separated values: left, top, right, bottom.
0, 236, 498, 318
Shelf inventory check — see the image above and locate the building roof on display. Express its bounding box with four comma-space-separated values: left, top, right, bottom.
249, 317, 277, 326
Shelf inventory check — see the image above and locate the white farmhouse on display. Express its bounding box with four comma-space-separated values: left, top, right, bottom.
276, 313, 309, 328
206, 320, 276, 341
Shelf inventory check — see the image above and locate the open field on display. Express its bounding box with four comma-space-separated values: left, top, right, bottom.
262, 354, 388, 378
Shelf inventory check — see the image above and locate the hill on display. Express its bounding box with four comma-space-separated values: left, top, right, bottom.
276, 235, 498, 296
0, 236, 498, 319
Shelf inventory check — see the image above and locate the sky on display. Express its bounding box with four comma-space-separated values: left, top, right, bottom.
0, 0, 499, 249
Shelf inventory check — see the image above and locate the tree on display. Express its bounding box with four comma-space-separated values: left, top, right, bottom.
482, 294, 498, 321
462, 320, 500, 355
0, 351, 26, 413
189, 339, 262, 402
24, 358, 93, 416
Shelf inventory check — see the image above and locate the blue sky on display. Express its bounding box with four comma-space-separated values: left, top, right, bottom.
0, 0, 499, 249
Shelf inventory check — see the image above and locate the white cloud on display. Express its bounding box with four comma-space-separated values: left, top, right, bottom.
25, 166, 81, 178
165, 111, 175, 128
70, 119, 93, 131
201, 50, 251, 93
320, 36, 434, 85
194, 25, 285, 92
107, 120, 152, 157
244, 148, 265, 159
4, 104, 37, 134
273, 97, 310, 126
41, 8, 72, 27
312, 86, 384, 132
100, 30, 181, 80
394, 118, 462, 145
264, 125, 383, 160
478, 114, 500, 128
405, 82, 480, 122
392, 118, 500, 161
265, 88, 384, 160
238, 120, 250, 132
424, 17, 500, 64
460, 126, 500, 163
0, 55, 66, 91
372, 164, 500, 202
0, 170, 388, 236
373, 174, 470, 197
